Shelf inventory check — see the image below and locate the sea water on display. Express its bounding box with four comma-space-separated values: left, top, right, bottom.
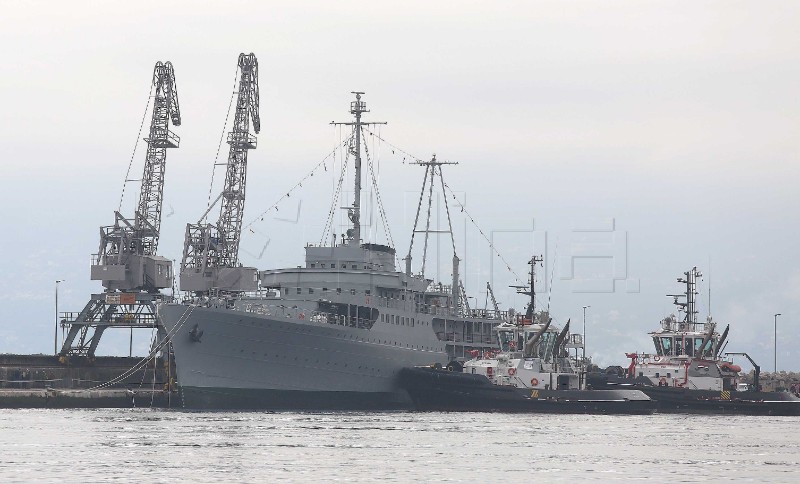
0, 410, 798, 482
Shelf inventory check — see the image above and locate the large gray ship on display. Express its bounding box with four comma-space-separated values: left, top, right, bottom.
158, 55, 510, 409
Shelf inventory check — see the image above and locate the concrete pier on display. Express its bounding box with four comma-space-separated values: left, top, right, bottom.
0, 354, 175, 408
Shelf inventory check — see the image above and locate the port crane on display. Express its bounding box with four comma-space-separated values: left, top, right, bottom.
180, 53, 260, 294
60, 61, 181, 358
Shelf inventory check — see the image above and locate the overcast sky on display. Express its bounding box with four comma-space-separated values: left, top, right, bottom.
1, 1, 798, 371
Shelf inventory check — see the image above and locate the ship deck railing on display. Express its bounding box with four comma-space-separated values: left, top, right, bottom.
376, 296, 509, 321
240, 302, 376, 330
436, 332, 495, 345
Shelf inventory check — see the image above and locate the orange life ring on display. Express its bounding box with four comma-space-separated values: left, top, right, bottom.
508, 368, 516, 376
365, 297, 370, 305
530, 377, 539, 386
659, 377, 667, 386
299, 313, 305, 320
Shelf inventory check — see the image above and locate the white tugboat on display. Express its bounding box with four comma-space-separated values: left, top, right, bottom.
589, 267, 800, 415
399, 258, 655, 414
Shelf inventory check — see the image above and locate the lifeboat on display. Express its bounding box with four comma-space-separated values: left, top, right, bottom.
719, 362, 742, 373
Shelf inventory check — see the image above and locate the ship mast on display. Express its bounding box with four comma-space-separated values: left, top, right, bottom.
405, 155, 460, 309
512, 255, 543, 320
330, 92, 386, 247
669, 266, 702, 330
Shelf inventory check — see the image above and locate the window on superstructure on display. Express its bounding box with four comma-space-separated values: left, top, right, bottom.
321, 264, 326, 268
391, 315, 395, 324
660, 337, 673, 356
296, 288, 301, 295
308, 288, 314, 294
323, 288, 328, 292
653, 337, 663, 356
310, 264, 316, 268
365, 290, 371, 296
350, 289, 356, 295
685, 338, 694, 357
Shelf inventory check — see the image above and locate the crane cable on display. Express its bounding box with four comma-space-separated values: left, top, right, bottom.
203, 63, 241, 223
118, 82, 155, 212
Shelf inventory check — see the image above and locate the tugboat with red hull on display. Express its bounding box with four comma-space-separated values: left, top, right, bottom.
588, 267, 800, 416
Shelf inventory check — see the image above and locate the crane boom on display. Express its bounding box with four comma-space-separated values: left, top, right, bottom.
135, 61, 181, 256
179, 53, 260, 294
216, 53, 260, 267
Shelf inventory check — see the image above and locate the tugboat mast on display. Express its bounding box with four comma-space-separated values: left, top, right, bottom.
525, 255, 543, 319
512, 255, 543, 321
670, 266, 702, 330
331, 92, 386, 247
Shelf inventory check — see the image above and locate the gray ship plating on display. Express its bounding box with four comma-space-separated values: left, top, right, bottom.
159, 57, 507, 409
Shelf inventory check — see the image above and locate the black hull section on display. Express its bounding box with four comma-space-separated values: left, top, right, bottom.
588, 374, 800, 416
399, 367, 655, 414
178, 386, 412, 411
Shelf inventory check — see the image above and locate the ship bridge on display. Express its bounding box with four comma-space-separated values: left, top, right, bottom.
304, 243, 397, 272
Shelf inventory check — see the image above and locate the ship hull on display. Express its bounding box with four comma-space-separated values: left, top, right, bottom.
588, 374, 800, 416
177, 386, 405, 410
399, 367, 656, 414
158, 303, 447, 410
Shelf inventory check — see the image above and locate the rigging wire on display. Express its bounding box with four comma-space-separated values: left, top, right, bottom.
441, 180, 522, 282
118, 82, 155, 212
319, 136, 354, 245
364, 128, 424, 163
364, 128, 521, 282
203, 64, 241, 223
241, 135, 353, 234
546, 239, 559, 313
361, 127, 394, 248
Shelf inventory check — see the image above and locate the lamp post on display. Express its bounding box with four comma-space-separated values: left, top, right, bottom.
54, 280, 64, 355
774, 313, 781, 374
582, 305, 590, 361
